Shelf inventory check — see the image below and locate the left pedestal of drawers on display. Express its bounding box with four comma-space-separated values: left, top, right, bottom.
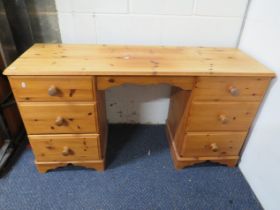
8, 76, 108, 173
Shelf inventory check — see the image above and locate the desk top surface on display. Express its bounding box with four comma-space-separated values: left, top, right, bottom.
3, 44, 275, 77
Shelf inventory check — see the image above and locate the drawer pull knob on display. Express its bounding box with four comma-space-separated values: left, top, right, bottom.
218, 114, 228, 124
48, 85, 59, 96
228, 86, 239, 96
62, 146, 70, 156
210, 143, 219, 152
55, 116, 65, 126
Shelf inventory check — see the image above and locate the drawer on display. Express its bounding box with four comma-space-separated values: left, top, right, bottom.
180, 132, 246, 157
29, 134, 101, 162
18, 102, 98, 134
186, 102, 259, 131
9, 76, 95, 102
193, 77, 271, 101
97, 76, 194, 90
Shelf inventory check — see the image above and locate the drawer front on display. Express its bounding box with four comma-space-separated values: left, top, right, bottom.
29, 134, 100, 162
186, 102, 259, 131
9, 76, 95, 102
19, 102, 98, 134
193, 77, 271, 101
180, 132, 246, 157
97, 76, 194, 90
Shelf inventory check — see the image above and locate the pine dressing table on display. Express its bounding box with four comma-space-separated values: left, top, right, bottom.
3, 44, 275, 173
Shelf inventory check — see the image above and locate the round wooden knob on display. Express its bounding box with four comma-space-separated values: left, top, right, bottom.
210, 143, 219, 152
48, 85, 59, 96
228, 86, 239, 96
55, 116, 64, 126
218, 114, 228, 124
62, 146, 70, 156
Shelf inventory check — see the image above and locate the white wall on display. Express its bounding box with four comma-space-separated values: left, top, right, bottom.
238, 0, 280, 209
55, 0, 248, 123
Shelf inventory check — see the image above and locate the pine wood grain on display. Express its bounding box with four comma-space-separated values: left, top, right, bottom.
180, 132, 247, 157
93, 77, 108, 159
3, 44, 275, 77
9, 76, 95, 102
3, 44, 275, 171
166, 123, 239, 169
18, 102, 98, 134
35, 160, 105, 173
167, 87, 191, 138
97, 76, 194, 90
186, 102, 259, 131
29, 134, 101, 162
193, 76, 271, 101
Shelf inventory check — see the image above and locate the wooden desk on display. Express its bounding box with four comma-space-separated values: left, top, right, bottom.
3, 44, 275, 173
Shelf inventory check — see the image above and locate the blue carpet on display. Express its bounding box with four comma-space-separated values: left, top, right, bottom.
0, 125, 261, 210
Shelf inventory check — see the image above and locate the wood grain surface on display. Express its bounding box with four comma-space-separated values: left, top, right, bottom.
3, 44, 275, 77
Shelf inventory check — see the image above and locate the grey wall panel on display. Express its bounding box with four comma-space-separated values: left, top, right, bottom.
3, 0, 33, 54
0, 0, 17, 68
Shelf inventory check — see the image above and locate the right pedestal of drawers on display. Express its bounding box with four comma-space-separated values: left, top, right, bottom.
167, 76, 272, 169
